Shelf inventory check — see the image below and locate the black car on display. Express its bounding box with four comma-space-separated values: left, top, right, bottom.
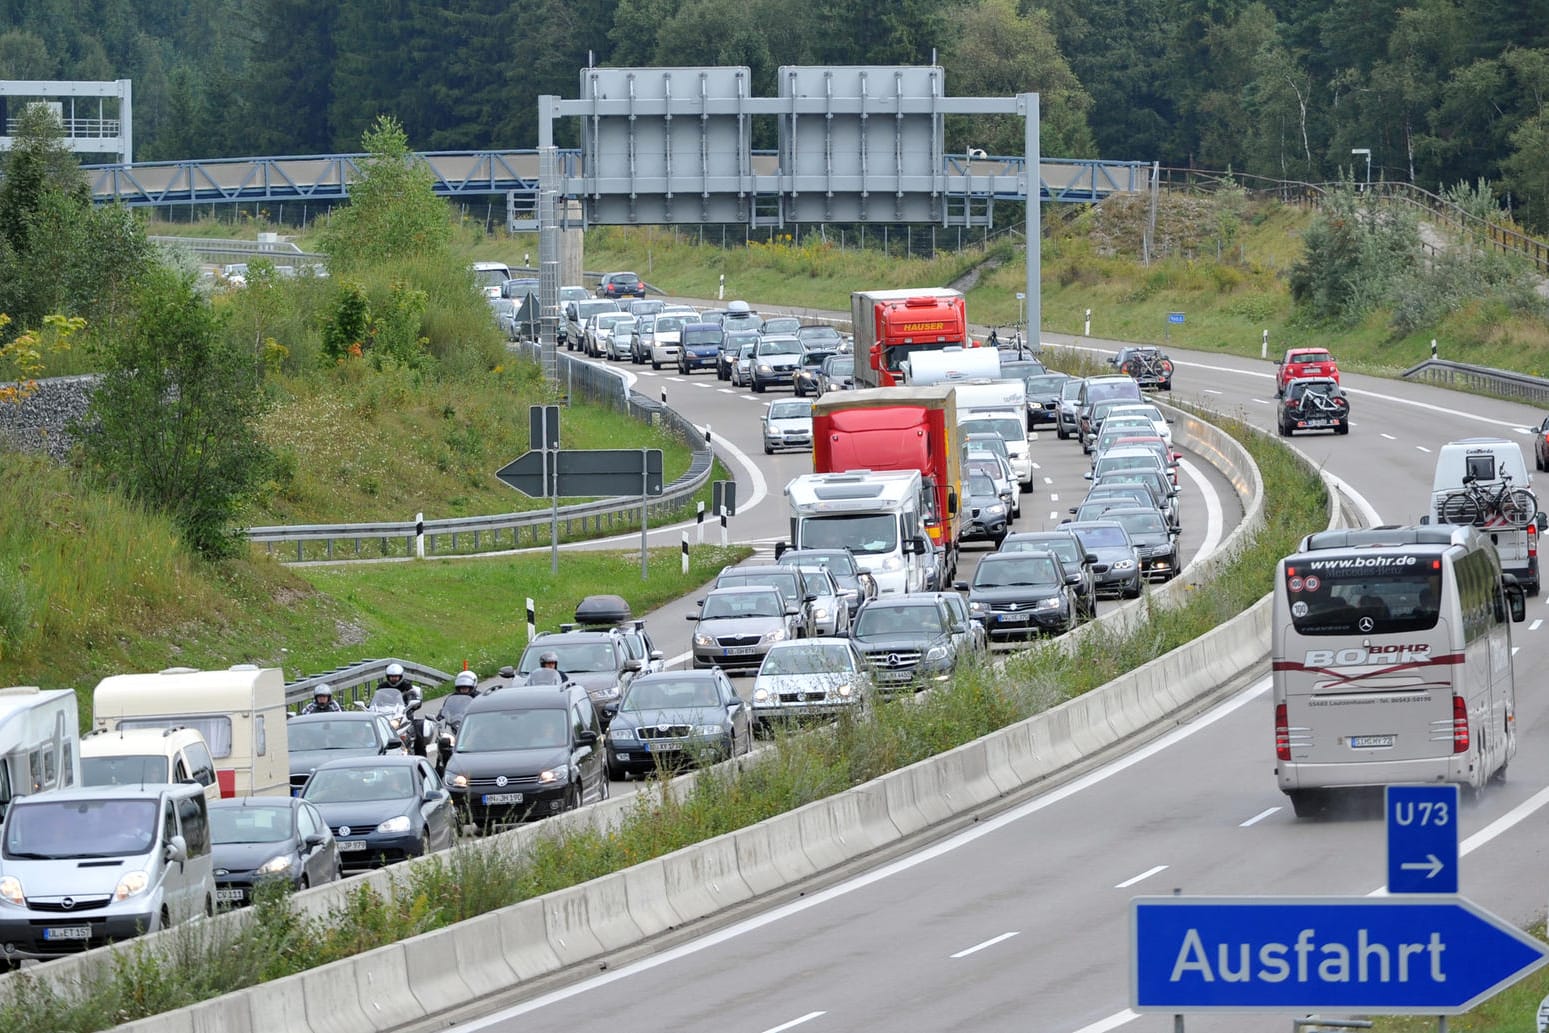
1063, 520, 1142, 599
1109, 346, 1174, 390
299, 756, 456, 871
1277, 376, 1350, 436
602, 670, 753, 779
998, 530, 1105, 621
1101, 506, 1180, 582
849, 595, 962, 692
954, 551, 1078, 639
793, 347, 840, 397
959, 471, 1010, 546
719, 328, 760, 380
774, 546, 878, 618
597, 271, 646, 299
1023, 372, 1073, 430
209, 797, 341, 906
286, 711, 406, 795
443, 683, 608, 828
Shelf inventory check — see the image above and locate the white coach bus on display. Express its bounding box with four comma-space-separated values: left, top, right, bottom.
1272, 525, 1525, 817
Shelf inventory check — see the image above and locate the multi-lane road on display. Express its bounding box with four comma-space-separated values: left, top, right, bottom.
453, 324, 1549, 1033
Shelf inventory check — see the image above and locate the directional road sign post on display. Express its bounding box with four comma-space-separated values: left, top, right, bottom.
1387, 785, 1459, 895
530, 405, 561, 573
1131, 896, 1549, 1015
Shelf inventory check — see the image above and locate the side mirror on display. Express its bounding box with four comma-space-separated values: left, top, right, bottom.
1085, 553, 1100, 565
786, 605, 801, 616
774, 541, 788, 559
804, 594, 819, 604
1091, 563, 1110, 574
304, 833, 325, 849
1066, 573, 1083, 585
947, 488, 959, 515
623, 658, 643, 673
578, 729, 600, 745
164, 835, 188, 864
353, 701, 368, 711
499, 665, 516, 679
649, 650, 664, 661
685, 612, 700, 621
1083, 472, 1093, 480
1106, 356, 1117, 365
952, 580, 969, 591
1068, 507, 1079, 515
423, 790, 442, 803
952, 622, 970, 635
1538, 513, 1548, 532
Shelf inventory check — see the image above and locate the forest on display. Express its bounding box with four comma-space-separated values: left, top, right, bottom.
3, 0, 1549, 228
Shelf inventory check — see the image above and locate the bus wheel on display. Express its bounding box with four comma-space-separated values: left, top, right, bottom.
1287, 790, 1325, 819
1491, 761, 1509, 785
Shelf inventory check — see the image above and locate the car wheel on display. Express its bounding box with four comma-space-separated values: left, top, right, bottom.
1056, 424, 1067, 440
1123, 579, 1142, 600
1335, 422, 1349, 435
764, 443, 774, 455
417, 833, 430, 857
752, 378, 765, 393
794, 382, 805, 397
652, 360, 661, 370
299, 874, 310, 891
566, 784, 582, 812
599, 773, 611, 799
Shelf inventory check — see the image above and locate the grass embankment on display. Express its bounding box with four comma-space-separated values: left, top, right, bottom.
1368, 946, 1549, 1032
0, 408, 1328, 1031
0, 455, 749, 717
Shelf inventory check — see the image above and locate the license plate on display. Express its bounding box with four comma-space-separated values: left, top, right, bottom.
482, 793, 524, 805
43, 925, 91, 941
1304, 418, 1330, 427
216, 888, 246, 903
997, 613, 1030, 623
722, 647, 755, 656
647, 741, 683, 752
337, 840, 368, 852
1350, 735, 1395, 748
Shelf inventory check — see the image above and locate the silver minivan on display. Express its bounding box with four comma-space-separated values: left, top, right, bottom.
0, 783, 215, 967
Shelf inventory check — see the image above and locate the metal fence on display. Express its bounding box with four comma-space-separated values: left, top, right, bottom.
245, 348, 716, 561
284, 658, 454, 710
1401, 358, 1549, 408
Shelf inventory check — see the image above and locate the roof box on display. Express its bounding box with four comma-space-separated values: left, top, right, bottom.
575, 594, 632, 627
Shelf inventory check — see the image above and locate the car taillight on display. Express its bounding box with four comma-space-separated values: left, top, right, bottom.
1275, 703, 1291, 761
1452, 695, 1469, 753
1529, 523, 1538, 560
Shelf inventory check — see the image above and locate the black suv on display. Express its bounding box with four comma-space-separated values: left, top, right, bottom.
1109, 346, 1174, 391
597, 271, 646, 299
998, 529, 1104, 621
443, 683, 608, 828
849, 594, 963, 692
955, 551, 1078, 640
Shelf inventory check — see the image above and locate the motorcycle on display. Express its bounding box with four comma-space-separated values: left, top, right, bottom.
434, 692, 477, 778
358, 687, 427, 755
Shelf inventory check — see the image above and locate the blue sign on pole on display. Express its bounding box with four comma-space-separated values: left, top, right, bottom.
1387, 784, 1460, 894
1131, 896, 1549, 1014
1167, 311, 1185, 324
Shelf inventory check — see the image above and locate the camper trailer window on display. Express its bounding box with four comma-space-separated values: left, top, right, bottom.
256, 716, 267, 757
1465, 454, 1497, 482
121, 717, 233, 758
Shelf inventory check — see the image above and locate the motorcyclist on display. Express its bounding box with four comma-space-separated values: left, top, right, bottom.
434, 671, 480, 775
986, 329, 1000, 349
377, 663, 427, 755
301, 683, 341, 715
451, 670, 479, 697
539, 650, 567, 681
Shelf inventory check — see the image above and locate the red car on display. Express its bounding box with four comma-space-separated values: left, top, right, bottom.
1276, 347, 1339, 395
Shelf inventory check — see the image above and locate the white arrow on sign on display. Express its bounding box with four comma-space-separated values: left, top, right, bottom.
1399, 854, 1445, 878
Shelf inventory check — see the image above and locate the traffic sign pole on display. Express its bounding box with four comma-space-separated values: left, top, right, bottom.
640, 448, 649, 581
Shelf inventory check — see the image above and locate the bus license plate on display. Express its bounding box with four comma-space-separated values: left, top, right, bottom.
483, 793, 523, 805
1350, 735, 1395, 748
43, 925, 91, 941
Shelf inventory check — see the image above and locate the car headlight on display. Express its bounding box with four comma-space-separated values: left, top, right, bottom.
257, 854, 295, 876
596, 684, 620, 699
114, 871, 150, 901
695, 724, 725, 737
924, 645, 949, 662
763, 627, 788, 643
537, 769, 562, 784
694, 633, 715, 648
1035, 597, 1063, 610
758, 364, 773, 373
812, 606, 829, 620
609, 725, 636, 742
836, 683, 854, 698
752, 687, 772, 703
880, 555, 903, 572
1113, 559, 1136, 571
984, 503, 1005, 516
968, 600, 988, 613
376, 816, 412, 834
0, 876, 23, 906
450, 773, 468, 788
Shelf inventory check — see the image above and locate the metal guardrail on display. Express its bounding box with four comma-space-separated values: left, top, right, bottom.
244, 349, 716, 561
284, 658, 454, 710
1401, 358, 1549, 407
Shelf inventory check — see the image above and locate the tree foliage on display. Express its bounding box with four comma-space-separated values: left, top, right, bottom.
317, 115, 454, 273
83, 266, 274, 559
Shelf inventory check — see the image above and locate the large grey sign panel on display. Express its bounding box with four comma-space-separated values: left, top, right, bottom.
777, 66, 945, 223
578, 67, 752, 224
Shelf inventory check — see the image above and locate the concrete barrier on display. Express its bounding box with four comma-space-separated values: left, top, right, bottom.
188, 993, 255, 1033
495, 899, 564, 980
401, 927, 476, 1016
659, 833, 753, 922
450, 913, 521, 998
731, 810, 816, 895
302, 959, 373, 1033
348, 942, 423, 1033
621, 858, 688, 935
246, 977, 313, 1033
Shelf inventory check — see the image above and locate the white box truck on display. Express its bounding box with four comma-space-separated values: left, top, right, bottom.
91, 666, 290, 797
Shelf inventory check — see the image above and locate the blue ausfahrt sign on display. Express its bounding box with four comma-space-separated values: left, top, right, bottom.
1131, 896, 1549, 1014
1387, 784, 1459, 894
1167, 311, 1185, 324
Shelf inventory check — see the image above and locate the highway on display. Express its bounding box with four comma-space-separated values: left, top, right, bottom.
440, 334, 1549, 1033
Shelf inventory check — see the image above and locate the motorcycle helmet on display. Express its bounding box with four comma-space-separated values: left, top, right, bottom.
539, 651, 559, 666
454, 671, 477, 690
385, 662, 405, 681
314, 683, 334, 699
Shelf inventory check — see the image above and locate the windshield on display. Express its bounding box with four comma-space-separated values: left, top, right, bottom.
623, 678, 722, 711
769, 401, 812, 420
801, 327, 841, 343
302, 765, 414, 803
1115, 511, 1167, 535
780, 551, 857, 577
739, 344, 756, 358
1061, 380, 1084, 400
763, 317, 801, 334
700, 591, 784, 619
597, 314, 627, 329
759, 339, 801, 356
966, 436, 1008, 458
717, 571, 801, 600
854, 605, 945, 638
824, 357, 853, 376
457, 710, 569, 752
761, 644, 855, 675
963, 417, 1024, 442
1087, 382, 1141, 406
1096, 455, 1162, 476
1072, 526, 1131, 550
5, 798, 158, 859
975, 556, 1060, 588
656, 316, 686, 333
518, 641, 616, 674
684, 329, 721, 346
579, 301, 617, 319
1026, 375, 1068, 395
81, 755, 169, 786
210, 804, 292, 845
289, 720, 379, 752
801, 571, 833, 595
800, 513, 899, 555
440, 694, 475, 723
968, 474, 996, 496
1006, 537, 1080, 567
370, 688, 404, 710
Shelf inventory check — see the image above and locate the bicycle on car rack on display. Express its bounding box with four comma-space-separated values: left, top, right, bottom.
1439, 473, 1538, 528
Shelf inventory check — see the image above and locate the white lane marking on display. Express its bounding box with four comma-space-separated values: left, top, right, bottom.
1032, 462, 1042, 470
1381, 433, 1396, 440
761, 1013, 827, 1033
1069, 1010, 1141, 1033
1239, 806, 1280, 827
1050, 494, 1059, 502
693, 381, 711, 388
1043, 477, 1054, 486
1417, 445, 1432, 453
636, 370, 657, 377
447, 678, 1274, 1032
1177, 459, 1222, 563
1531, 619, 1543, 632
1250, 398, 1271, 405
665, 376, 685, 383
950, 931, 1020, 959
1114, 864, 1168, 889
719, 388, 736, 395
1049, 511, 1059, 522
1202, 389, 1222, 395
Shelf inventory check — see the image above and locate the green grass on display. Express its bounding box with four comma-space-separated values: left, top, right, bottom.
0, 391, 1331, 1033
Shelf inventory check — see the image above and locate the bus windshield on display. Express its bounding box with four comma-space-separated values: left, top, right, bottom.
1284, 557, 1442, 635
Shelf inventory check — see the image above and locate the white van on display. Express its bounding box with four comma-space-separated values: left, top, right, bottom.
81, 727, 221, 803
92, 666, 290, 797
470, 261, 512, 299
1428, 438, 1543, 595
0, 783, 214, 964
0, 687, 80, 824
952, 379, 1032, 489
